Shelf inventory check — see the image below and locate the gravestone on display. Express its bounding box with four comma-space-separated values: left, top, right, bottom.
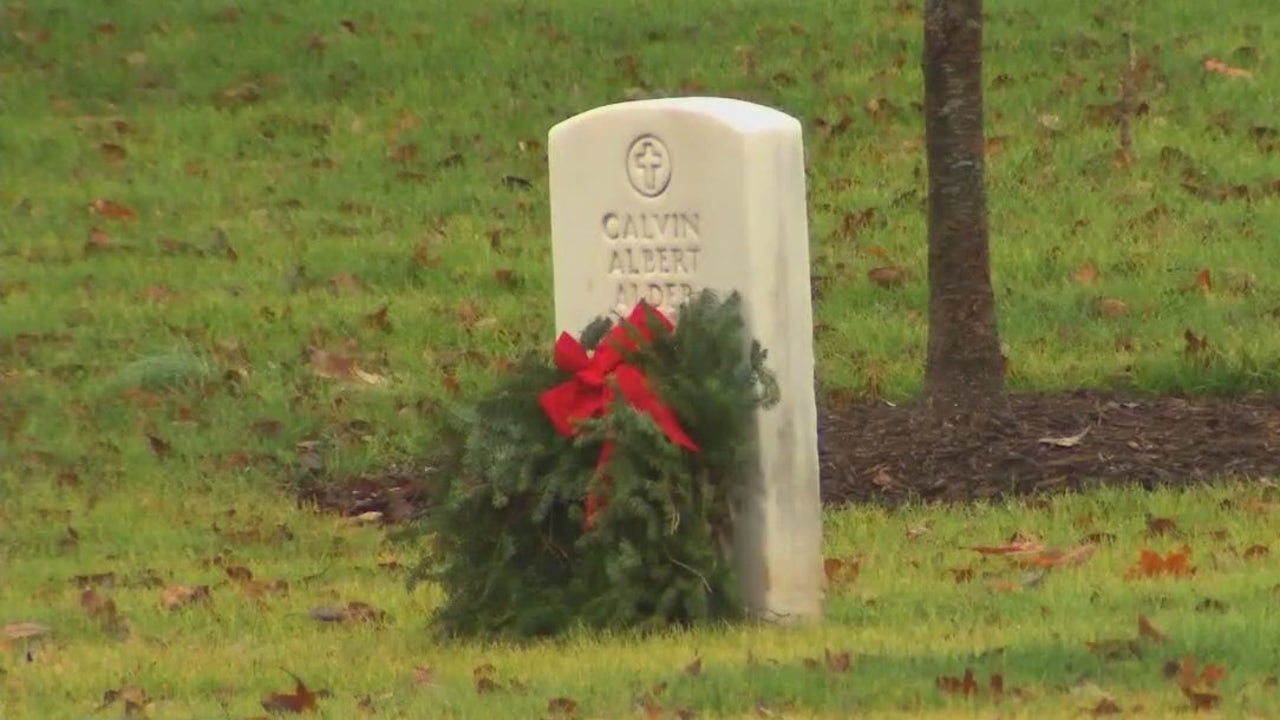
548, 97, 823, 623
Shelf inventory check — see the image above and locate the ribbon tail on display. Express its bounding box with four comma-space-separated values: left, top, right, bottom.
613, 365, 699, 451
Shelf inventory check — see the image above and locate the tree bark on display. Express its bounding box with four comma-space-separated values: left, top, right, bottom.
922, 0, 1005, 416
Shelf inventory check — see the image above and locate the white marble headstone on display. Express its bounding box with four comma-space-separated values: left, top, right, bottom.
548, 97, 823, 623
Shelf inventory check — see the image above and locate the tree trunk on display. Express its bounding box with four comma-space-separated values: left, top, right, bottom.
922, 0, 1005, 416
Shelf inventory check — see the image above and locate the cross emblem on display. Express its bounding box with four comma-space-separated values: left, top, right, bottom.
625, 134, 671, 197
633, 141, 664, 191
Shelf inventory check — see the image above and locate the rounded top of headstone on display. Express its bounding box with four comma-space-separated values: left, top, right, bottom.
551, 97, 799, 138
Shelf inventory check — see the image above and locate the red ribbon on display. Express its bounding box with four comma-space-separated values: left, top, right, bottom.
539, 302, 699, 529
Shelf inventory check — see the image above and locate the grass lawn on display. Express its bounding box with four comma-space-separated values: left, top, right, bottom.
3, 0, 1279, 717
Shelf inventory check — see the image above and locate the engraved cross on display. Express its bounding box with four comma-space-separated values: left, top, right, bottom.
633, 141, 665, 192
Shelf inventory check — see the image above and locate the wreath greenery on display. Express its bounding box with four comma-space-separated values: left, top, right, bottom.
407, 289, 779, 639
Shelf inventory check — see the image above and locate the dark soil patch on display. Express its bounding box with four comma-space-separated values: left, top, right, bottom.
303, 390, 1280, 521
820, 389, 1280, 506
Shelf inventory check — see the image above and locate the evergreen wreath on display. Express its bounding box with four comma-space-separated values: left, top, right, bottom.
408, 289, 779, 639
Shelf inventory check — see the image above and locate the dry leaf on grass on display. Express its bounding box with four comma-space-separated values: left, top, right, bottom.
309, 349, 385, 385
1203, 57, 1251, 78
261, 671, 320, 714
159, 585, 210, 611
1126, 547, 1196, 579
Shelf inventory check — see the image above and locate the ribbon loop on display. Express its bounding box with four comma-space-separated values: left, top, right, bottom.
538, 302, 699, 528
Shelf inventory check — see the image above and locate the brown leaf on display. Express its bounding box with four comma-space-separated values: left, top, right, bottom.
410, 665, 435, 687
1018, 543, 1097, 568
474, 677, 500, 694
1145, 516, 1179, 537
1242, 544, 1269, 559
1194, 268, 1212, 292
823, 556, 861, 587
1184, 329, 1212, 363
90, 198, 136, 221
261, 671, 318, 714
80, 588, 126, 634
969, 539, 1045, 556
1126, 547, 1196, 579
309, 349, 384, 385
85, 227, 113, 252
364, 304, 392, 332
1203, 57, 1251, 78
1088, 697, 1123, 715
327, 272, 363, 294
684, 656, 702, 676
2, 622, 51, 641
867, 265, 908, 288
989, 672, 1004, 702
159, 585, 210, 611
493, 268, 519, 288
1138, 614, 1167, 643
825, 649, 851, 673
547, 696, 578, 716
442, 374, 461, 396
1086, 638, 1142, 660
146, 434, 171, 457
100, 143, 127, 163
387, 143, 419, 163
1073, 262, 1098, 285
1093, 297, 1130, 317
936, 668, 979, 696
139, 285, 180, 303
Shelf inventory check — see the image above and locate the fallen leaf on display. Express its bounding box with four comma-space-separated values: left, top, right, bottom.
364, 304, 392, 332
309, 349, 384, 385
1138, 614, 1167, 643
823, 556, 861, 587
328, 272, 363, 294
1018, 543, 1097, 568
1088, 697, 1123, 715
867, 265, 908, 288
261, 671, 318, 714
85, 226, 113, 252
159, 585, 210, 611
1242, 544, 1269, 559
1203, 57, 1251, 78
969, 539, 1045, 556
2, 622, 51, 641
100, 143, 127, 163
547, 696, 579, 716
1184, 329, 1212, 363
1126, 547, 1196, 579
1073, 262, 1098, 285
990, 672, 1004, 702
90, 198, 136, 221
825, 649, 851, 673
473, 663, 500, 694
1194, 268, 1212, 292
80, 588, 127, 635
387, 143, 419, 163
146, 434, 171, 457
1145, 516, 1179, 537
493, 268, 520, 288
1086, 638, 1142, 660
937, 668, 979, 696
684, 657, 702, 676
410, 665, 435, 687
1093, 297, 1130, 317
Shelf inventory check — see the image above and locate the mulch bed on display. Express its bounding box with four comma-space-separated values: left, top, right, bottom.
303, 390, 1280, 521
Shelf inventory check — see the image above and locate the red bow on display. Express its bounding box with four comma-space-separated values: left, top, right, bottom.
539, 302, 699, 529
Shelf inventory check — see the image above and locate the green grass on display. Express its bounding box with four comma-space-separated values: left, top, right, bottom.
3, 0, 1280, 717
